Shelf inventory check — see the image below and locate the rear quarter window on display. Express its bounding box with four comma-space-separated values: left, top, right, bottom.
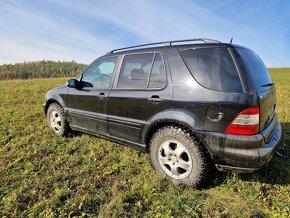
236, 48, 272, 93
180, 47, 243, 92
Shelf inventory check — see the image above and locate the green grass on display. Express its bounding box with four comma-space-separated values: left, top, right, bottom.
0, 69, 290, 217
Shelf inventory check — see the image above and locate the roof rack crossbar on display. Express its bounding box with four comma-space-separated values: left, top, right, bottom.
107, 38, 221, 54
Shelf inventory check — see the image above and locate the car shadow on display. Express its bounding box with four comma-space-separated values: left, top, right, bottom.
207, 122, 290, 188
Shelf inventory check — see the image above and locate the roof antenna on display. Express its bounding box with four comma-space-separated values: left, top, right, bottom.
230, 37, 233, 44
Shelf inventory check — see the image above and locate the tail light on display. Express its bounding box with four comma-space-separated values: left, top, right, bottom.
225, 107, 259, 135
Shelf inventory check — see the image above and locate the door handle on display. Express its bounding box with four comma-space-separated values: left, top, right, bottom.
147, 95, 164, 103
98, 92, 107, 100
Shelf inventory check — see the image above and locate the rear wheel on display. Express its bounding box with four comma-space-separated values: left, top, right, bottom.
47, 103, 70, 137
149, 126, 211, 187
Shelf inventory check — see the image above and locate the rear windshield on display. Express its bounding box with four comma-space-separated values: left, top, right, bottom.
180, 47, 243, 92
236, 48, 272, 93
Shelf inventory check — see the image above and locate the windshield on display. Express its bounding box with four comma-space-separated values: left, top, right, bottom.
236, 48, 273, 93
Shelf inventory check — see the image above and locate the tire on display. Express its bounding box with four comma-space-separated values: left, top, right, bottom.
149, 126, 211, 187
47, 103, 70, 137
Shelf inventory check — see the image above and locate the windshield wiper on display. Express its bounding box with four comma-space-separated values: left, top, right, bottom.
261, 83, 275, 87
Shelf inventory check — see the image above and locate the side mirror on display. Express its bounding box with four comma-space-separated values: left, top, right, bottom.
67, 79, 81, 89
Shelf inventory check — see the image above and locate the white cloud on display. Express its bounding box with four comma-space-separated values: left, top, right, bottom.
50, 0, 235, 41
0, 0, 120, 64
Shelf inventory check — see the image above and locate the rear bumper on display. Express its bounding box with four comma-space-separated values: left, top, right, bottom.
198, 116, 281, 172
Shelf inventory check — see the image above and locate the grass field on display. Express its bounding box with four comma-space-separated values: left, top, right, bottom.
0, 68, 289, 217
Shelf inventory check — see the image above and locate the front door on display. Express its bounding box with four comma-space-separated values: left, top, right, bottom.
67, 56, 118, 135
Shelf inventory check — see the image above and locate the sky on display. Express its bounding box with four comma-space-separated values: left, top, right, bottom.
0, 0, 289, 67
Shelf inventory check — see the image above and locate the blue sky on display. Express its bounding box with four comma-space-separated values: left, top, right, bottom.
0, 0, 289, 67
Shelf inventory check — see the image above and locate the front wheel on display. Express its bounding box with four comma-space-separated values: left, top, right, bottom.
149, 126, 211, 187
47, 103, 70, 137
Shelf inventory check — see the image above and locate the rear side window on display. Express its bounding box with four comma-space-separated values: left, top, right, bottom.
236, 48, 272, 93
180, 47, 243, 92
118, 53, 166, 89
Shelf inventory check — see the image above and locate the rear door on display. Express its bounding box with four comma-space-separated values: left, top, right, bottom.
236, 48, 276, 140
107, 52, 172, 143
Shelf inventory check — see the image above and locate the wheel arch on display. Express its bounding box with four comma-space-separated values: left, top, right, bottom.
44, 98, 65, 115
142, 110, 212, 158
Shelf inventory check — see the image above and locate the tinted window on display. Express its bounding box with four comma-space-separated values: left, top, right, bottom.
236, 48, 272, 93
148, 54, 166, 88
180, 47, 243, 92
118, 53, 154, 88
82, 57, 117, 89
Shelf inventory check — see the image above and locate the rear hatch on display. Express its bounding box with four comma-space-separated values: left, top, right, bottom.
236, 48, 276, 142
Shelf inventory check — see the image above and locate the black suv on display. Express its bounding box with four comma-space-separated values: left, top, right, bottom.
44, 38, 281, 187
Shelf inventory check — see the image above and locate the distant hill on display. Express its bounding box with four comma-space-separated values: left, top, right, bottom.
0, 60, 87, 80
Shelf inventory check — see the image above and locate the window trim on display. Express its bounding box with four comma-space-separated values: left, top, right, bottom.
146, 53, 155, 88
113, 51, 167, 90
80, 55, 119, 90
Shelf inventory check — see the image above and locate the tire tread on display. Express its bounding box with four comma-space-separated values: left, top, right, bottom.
149, 125, 211, 187
47, 103, 71, 137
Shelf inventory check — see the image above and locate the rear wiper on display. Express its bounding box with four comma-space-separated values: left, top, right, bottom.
261, 83, 275, 87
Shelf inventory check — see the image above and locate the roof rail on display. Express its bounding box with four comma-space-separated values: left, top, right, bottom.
107, 38, 221, 54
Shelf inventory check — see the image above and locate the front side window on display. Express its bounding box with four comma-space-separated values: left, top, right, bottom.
117, 53, 166, 89
180, 47, 243, 92
82, 57, 117, 89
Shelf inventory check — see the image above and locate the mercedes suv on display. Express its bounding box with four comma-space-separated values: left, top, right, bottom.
44, 38, 281, 187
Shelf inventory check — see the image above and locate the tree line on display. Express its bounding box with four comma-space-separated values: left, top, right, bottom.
0, 60, 87, 80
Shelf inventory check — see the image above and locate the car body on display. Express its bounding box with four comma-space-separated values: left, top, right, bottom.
44, 38, 281, 186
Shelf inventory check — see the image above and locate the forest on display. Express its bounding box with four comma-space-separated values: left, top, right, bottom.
0, 60, 87, 80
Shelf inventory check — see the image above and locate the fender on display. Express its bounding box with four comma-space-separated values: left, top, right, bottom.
141, 109, 203, 144
44, 86, 68, 115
